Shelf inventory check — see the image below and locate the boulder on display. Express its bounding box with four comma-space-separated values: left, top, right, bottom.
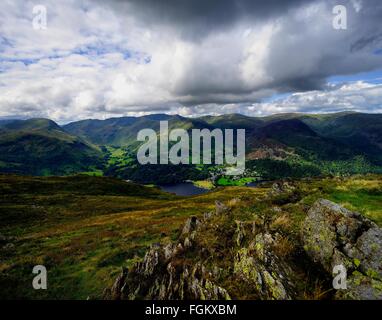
215, 201, 229, 215
234, 232, 296, 300
181, 216, 201, 237
302, 199, 382, 299
269, 181, 296, 196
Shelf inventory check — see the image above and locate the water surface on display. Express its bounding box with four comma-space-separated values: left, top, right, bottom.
158, 182, 209, 196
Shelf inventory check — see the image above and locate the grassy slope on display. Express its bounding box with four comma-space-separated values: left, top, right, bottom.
0, 119, 103, 176
0, 175, 260, 299
0, 174, 381, 299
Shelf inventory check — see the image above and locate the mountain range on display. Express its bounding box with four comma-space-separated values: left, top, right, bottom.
1, 112, 381, 181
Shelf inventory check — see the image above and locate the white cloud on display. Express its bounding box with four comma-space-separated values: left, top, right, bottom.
0, 0, 381, 122
246, 82, 382, 116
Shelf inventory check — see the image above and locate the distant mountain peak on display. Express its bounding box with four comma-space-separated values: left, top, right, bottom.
3, 118, 61, 131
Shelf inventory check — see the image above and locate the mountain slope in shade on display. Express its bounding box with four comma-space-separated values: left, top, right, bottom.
63, 114, 214, 147
64, 111, 382, 163
249, 119, 358, 161
0, 118, 103, 175
0, 112, 382, 178
300, 113, 382, 162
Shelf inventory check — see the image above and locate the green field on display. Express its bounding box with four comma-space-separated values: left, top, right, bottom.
216, 177, 257, 186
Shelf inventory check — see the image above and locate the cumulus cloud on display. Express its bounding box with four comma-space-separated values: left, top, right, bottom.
246, 82, 382, 116
0, 0, 382, 122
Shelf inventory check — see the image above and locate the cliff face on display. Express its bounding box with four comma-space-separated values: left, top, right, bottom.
106, 184, 382, 300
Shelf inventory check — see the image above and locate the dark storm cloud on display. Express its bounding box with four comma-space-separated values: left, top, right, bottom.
348, 0, 382, 52
351, 33, 382, 52
104, 0, 316, 40
264, 0, 382, 94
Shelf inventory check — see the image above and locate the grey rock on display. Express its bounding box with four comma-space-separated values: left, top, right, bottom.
107, 215, 230, 300
269, 181, 296, 196
302, 199, 382, 300
354, 227, 382, 280
181, 216, 201, 237
184, 237, 192, 249
204, 211, 213, 220
215, 201, 228, 215
234, 232, 296, 300
235, 221, 246, 246
109, 267, 128, 300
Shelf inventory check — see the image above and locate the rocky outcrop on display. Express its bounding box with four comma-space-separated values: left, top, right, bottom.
107, 243, 230, 300
268, 181, 296, 196
267, 181, 302, 205
106, 198, 381, 300
106, 200, 297, 300
105, 211, 231, 300
215, 201, 229, 215
302, 199, 382, 299
234, 232, 296, 299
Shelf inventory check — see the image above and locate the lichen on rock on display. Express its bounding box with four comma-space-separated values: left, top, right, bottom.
302, 199, 382, 300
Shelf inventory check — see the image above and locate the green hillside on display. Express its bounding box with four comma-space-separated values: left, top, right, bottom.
0, 119, 103, 176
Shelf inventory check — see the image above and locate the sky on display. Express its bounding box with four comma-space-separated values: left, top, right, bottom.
0, 0, 382, 123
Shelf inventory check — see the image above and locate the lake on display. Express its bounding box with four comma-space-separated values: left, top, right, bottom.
159, 180, 264, 196
246, 180, 264, 187
158, 182, 209, 196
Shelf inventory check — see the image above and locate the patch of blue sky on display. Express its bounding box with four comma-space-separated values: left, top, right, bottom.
0, 36, 14, 49
0, 57, 39, 73
0, 45, 150, 70
0, 53, 63, 67
328, 69, 382, 85
0, 35, 149, 72
73, 43, 150, 64
74, 44, 113, 56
